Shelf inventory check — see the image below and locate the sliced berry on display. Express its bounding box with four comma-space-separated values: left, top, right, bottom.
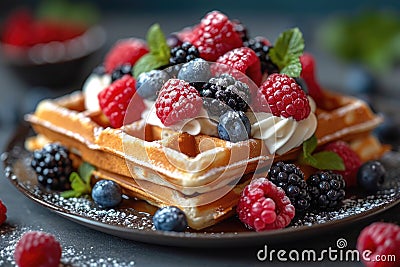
136, 70, 170, 101
244, 37, 279, 75
31, 143, 73, 190
237, 178, 295, 231
155, 79, 202, 126
14, 231, 62, 267
189, 11, 243, 61
324, 141, 362, 187
104, 38, 149, 74
177, 58, 211, 82
300, 53, 324, 104
268, 162, 311, 213
357, 160, 386, 193
257, 73, 311, 121
98, 75, 145, 128
91, 180, 122, 208
217, 110, 250, 142
169, 42, 199, 65
357, 222, 400, 267
307, 171, 346, 211
153, 206, 188, 232
0, 200, 6, 225
111, 63, 133, 82
216, 47, 262, 86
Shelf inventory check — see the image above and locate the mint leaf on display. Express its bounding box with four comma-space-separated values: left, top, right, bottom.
310, 151, 345, 170
133, 53, 168, 78
78, 162, 95, 185
269, 27, 305, 77
147, 24, 170, 60
302, 135, 318, 157
60, 163, 94, 198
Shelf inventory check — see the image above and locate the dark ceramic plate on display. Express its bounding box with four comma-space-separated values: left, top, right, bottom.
2, 124, 400, 247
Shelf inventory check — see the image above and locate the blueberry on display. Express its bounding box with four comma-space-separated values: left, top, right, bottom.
357, 160, 386, 193
91, 180, 122, 208
373, 116, 400, 145
136, 70, 170, 100
152, 206, 188, 232
177, 58, 211, 82
217, 110, 250, 142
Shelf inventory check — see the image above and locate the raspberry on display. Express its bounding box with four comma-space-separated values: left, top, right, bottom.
0, 200, 7, 225
357, 222, 400, 267
14, 231, 62, 267
155, 79, 202, 126
104, 38, 149, 74
300, 53, 324, 104
216, 47, 262, 86
324, 141, 362, 187
98, 75, 145, 128
257, 73, 311, 121
189, 11, 243, 61
237, 178, 295, 231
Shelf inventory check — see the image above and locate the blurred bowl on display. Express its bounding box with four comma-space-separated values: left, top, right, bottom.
0, 26, 106, 88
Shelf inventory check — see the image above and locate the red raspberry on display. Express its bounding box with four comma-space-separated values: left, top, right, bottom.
216, 47, 262, 86
257, 73, 311, 121
104, 38, 149, 73
300, 53, 324, 104
0, 200, 7, 225
357, 222, 400, 267
189, 11, 243, 61
155, 79, 202, 126
237, 178, 295, 231
323, 141, 362, 187
98, 75, 145, 128
14, 231, 62, 267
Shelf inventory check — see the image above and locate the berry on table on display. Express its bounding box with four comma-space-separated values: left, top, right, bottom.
31, 143, 73, 190
216, 47, 262, 86
217, 110, 251, 142
152, 206, 188, 232
307, 171, 346, 211
104, 38, 149, 74
189, 11, 243, 61
91, 180, 122, 208
357, 222, 400, 267
357, 160, 386, 193
257, 73, 311, 121
136, 69, 170, 101
14, 231, 62, 267
177, 58, 211, 82
169, 42, 199, 65
323, 141, 362, 187
237, 178, 295, 231
98, 75, 145, 128
268, 162, 311, 213
0, 200, 7, 225
155, 78, 203, 126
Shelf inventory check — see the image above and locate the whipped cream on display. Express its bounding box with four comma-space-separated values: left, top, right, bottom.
82, 73, 111, 111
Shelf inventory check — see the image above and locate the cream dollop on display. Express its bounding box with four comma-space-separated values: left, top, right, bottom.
83, 73, 111, 111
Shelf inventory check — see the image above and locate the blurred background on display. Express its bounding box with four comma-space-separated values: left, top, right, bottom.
0, 0, 400, 146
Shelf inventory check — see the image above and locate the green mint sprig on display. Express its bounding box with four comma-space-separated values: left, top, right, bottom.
269, 27, 305, 78
133, 23, 170, 78
299, 135, 345, 170
61, 162, 95, 198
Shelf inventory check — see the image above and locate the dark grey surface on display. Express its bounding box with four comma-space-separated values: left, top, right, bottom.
1, 11, 400, 267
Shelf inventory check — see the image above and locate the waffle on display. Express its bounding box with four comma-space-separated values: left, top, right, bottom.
25, 90, 388, 229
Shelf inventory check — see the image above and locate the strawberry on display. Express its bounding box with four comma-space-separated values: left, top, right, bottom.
189, 11, 243, 61
104, 38, 149, 73
155, 79, 202, 126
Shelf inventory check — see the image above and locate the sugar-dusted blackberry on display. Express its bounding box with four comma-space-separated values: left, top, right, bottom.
307, 171, 346, 211
232, 19, 249, 42
169, 42, 200, 65
245, 38, 279, 74
268, 161, 311, 213
31, 143, 73, 190
111, 63, 132, 82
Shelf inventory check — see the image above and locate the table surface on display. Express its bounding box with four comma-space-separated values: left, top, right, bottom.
1, 12, 400, 267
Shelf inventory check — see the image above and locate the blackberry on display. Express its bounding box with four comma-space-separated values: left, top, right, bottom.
245, 38, 279, 74
31, 143, 73, 190
169, 42, 200, 65
232, 19, 249, 42
307, 171, 346, 211
166, 33, 183, 48
111, 63, 132, 82
268, 162, 311, 213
